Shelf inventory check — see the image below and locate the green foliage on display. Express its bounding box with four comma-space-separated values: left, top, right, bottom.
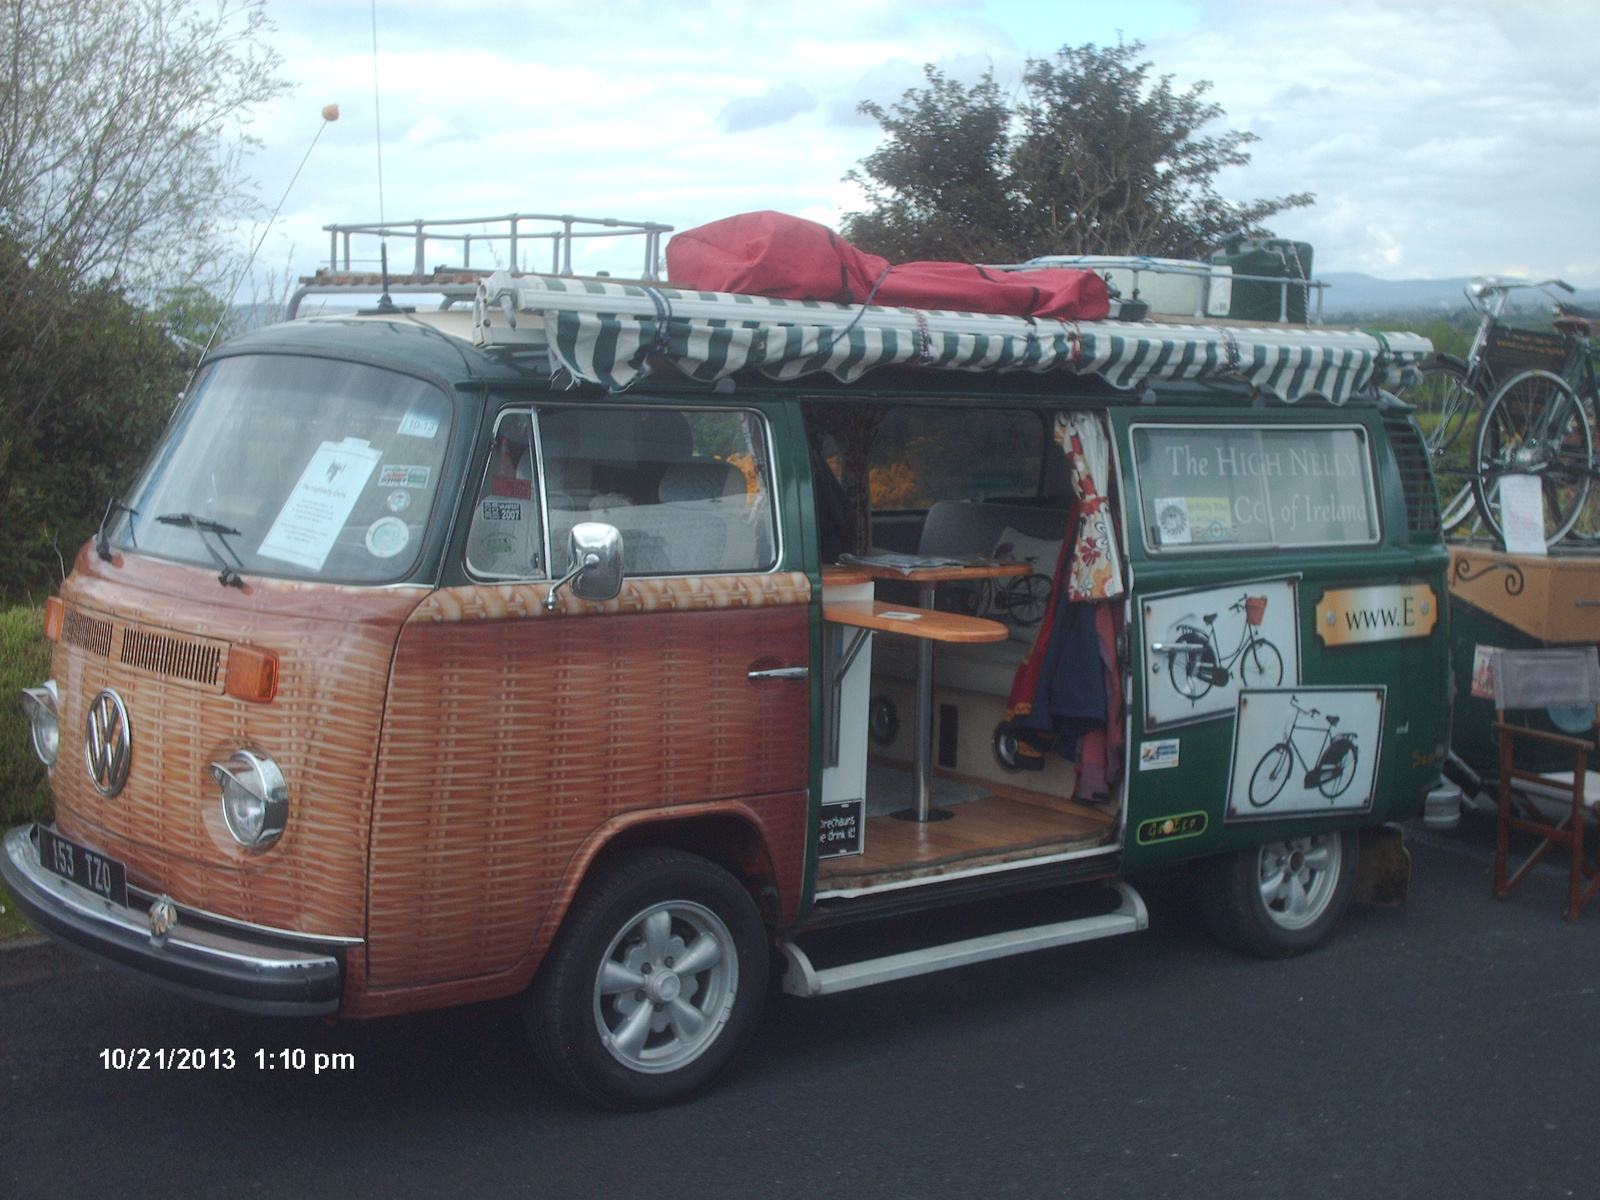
0, 605, 54, 830
843, 42, 1313, 264
1363, 317, 1473, 360
0, 237, 189, 596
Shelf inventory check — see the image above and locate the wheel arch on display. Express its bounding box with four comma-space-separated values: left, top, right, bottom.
533, 803, 787, 967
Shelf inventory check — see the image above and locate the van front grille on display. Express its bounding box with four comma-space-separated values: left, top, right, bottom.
119, 626, 224, 688
1385, 418, 1441, 539
61, 609, 113, 656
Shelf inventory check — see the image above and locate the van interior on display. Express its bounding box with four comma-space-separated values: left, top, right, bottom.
805, 402, 1124, 896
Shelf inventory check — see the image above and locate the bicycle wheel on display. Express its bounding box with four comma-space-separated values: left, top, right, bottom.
1317, 738, 1359, 799
1399, 360, 1482, 527
1472, 368, 1593, 546
1401, 359, 1477, 455
1566, 389, 1600, 541
1167, 628, 1215, 701
1249, 744, 1293, 808
1239, 639, 1283, 689
997, 573, 1051, 625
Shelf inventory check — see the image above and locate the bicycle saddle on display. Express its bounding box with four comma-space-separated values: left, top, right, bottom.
1559, 301, 1600, 320
1202, 612, 1217, 624
1326, 714, 1340, 726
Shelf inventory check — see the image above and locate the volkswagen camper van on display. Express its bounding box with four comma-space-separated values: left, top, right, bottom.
2, 269, 1446, 1108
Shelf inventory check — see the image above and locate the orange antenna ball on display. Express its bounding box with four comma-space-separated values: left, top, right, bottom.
322, 104, 340, 122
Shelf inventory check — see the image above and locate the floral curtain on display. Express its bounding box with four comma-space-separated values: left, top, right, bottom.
1056, 412, 1124, 601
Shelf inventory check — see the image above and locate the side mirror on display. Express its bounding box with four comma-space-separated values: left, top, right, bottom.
544, 522, 623, 610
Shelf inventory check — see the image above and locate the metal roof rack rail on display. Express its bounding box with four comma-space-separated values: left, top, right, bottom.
288, 211, 673, 319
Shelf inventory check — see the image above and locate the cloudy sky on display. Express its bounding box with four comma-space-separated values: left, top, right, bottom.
239, 0, 1600, 289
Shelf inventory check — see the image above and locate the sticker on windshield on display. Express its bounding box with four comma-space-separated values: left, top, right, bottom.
258, 438, 381, 571
397, 408, 440, 439
1154, 496, 1190, 544
379, 464, 431, 488
387, 489, 411, 513
365, 517, 410, 558
480, 500, 522, 522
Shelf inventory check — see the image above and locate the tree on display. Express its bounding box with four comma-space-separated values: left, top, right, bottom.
843, 42, 1313, 264
0, 0, 289, 292
0, 0, 285, 592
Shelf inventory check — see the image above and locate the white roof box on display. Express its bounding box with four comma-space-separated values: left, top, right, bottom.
1022, 255, 1231, 319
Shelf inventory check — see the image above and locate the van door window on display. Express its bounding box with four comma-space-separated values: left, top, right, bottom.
464, 411, 545, 580
538, 407, 777, 576
1131, 423, 1379, 552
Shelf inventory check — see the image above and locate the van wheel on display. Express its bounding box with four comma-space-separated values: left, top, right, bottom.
525, 848, 768, 1110
1196, 830, 1358, 959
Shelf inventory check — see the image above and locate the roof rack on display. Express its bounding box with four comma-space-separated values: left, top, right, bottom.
288, 212, 673, 318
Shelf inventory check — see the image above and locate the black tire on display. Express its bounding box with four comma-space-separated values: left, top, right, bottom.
525, 848, 768, 1110
1239, 638, 1283, 689
1472, 368, 1592, 546
1397, 360, 1482, 535
1317, 737, 1359, 799
1248, 743, 1293, 808
1167, 628, 1215, 701
1196, 830, 1359, 959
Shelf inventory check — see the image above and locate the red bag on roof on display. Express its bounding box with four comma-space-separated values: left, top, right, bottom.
665, 211, 1110, 322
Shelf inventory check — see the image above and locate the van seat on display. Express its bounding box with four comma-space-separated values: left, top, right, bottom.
872, 634, 1032, 697
917, 500, 1070, 558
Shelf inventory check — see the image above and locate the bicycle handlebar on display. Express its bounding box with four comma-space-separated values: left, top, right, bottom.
1289, 696, 1321, 718
1467, 276, 1577, 317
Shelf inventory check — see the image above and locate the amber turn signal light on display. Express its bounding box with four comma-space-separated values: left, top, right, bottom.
42, 597, 63, 642
224, 645, 279, 703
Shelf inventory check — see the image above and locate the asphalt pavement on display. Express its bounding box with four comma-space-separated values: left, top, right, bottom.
3, 812, 1598, 1199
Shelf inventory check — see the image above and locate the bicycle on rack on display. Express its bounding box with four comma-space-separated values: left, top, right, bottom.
1165, 594, 1284, 702
1248, 696, 1360, 808
1397, 276, 1593, 544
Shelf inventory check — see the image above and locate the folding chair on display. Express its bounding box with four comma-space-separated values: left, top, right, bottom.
1492, 647, 1600, 922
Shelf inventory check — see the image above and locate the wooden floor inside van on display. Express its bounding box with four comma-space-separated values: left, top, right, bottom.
815, 774, 1115, 892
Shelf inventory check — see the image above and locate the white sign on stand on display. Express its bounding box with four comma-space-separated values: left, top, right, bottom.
258, 437, 382, 570
1498, 474, 1548, 556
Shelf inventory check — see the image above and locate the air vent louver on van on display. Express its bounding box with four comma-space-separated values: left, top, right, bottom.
119, 626, 224, 688
60, 609, 113, 656
1385, 418, 1441, 539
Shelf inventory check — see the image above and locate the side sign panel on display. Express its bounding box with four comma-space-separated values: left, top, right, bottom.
1224, 686, 1385, 822
1315, 583, 1438, 646
1142, 576, 1301, 730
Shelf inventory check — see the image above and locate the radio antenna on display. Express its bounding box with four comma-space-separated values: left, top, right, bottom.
371, 0, 386, 230
190, 105, 340, 370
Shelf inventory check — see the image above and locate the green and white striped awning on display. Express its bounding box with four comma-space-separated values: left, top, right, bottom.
473, 272, 1429, 405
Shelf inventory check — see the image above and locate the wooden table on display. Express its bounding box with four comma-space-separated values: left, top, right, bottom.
824, 571, 1017, 822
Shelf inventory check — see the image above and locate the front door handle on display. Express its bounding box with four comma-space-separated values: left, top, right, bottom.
748, 666, 809, 680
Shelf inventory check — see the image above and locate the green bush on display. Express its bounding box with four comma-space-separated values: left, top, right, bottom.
0, 604, 54, 829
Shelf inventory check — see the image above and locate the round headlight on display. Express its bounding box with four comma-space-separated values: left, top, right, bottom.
208, 750, 287, 849
20, 683, 59, 766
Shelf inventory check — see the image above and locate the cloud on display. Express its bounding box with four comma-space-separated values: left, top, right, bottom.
717, 83, 817, 133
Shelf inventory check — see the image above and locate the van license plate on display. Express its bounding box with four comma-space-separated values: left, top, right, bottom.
36, 827, 127, 907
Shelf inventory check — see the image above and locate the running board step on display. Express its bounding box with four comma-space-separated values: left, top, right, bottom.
779, 881, 1148, 998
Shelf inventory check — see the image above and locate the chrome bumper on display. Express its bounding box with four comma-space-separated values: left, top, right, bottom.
1, 825, 346, 1016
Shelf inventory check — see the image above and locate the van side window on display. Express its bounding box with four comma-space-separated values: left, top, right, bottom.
539, 407, 777, 576
868, 407, 1046, 508
464, 411, 546, 579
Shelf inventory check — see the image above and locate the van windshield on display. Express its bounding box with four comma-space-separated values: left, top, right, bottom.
113, 354, 453, 584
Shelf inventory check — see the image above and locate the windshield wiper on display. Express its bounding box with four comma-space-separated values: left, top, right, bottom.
155, 513, 247, 589
95, 497, 138, 562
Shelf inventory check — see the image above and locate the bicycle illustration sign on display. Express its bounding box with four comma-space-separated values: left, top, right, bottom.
1142, 577, 1301, 729
1224, 686, 1386, 822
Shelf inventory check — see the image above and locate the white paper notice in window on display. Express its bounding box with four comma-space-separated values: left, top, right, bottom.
258, 437, 382, 570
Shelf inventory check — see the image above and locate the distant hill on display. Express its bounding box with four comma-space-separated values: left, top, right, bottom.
1320, 272, 1600, 319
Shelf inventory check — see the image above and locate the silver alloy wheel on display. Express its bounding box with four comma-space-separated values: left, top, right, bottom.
1256, 833, 1343, 931
592, 899, 738, 1075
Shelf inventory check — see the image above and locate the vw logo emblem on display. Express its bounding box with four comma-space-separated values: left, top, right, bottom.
84, 689, 132, 797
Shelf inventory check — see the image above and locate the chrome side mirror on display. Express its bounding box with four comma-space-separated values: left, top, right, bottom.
544, 522, 623, 610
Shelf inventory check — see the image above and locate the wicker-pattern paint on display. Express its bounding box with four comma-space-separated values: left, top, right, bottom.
47, 546, 423, 947
366, 582, 812, 991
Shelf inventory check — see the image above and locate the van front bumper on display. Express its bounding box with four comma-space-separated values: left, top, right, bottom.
1, 825, 345, 1016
